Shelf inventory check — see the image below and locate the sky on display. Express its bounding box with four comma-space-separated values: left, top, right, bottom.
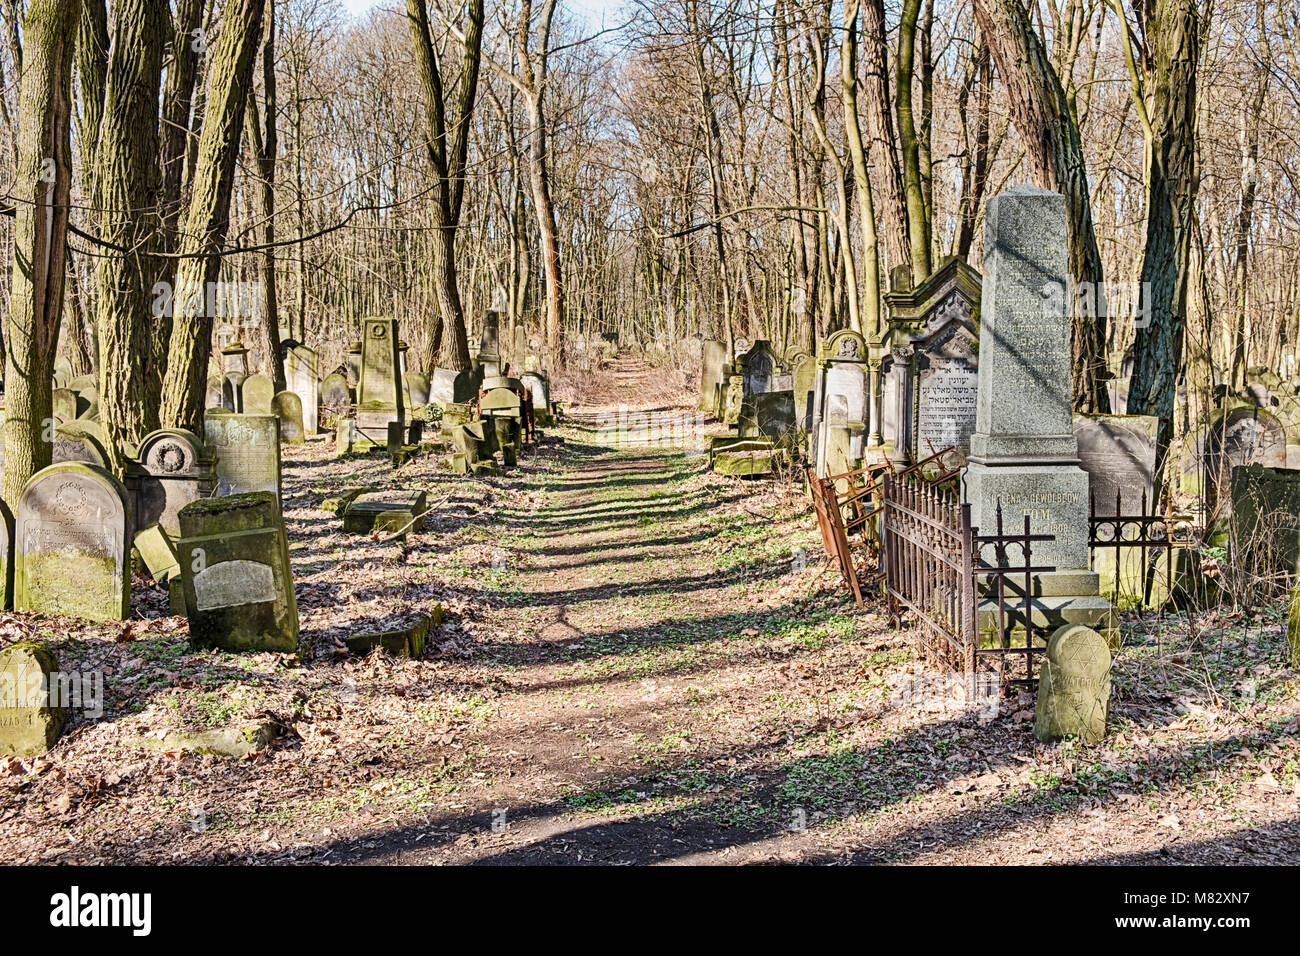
340, 0, 627, 28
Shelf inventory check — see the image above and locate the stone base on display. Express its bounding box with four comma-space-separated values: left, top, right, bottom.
963, 460, 1091, 570
977, 588, 1116, 650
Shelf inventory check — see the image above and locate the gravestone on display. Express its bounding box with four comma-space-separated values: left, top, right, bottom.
52, 423, 109, 467
453, 367, 483, 404
222, 374, 245, 412
0, 641, 68, 756
519, 371, 551, 425
1073, 414, 1159, 515
75, 386, 98, 420
963, 186, 1112, 637
429, 368, 457, 405
810, 329, 869, 477
1204, 405, 1287, 506
0, 501, 12, 609
1034, 624, 1112, 743
355, 317, 405, 447
204, 413, 281, 501
477, 310, 502, 375
271, 390, 305, 444
405, 372, 431, 407
285, 345, 319, 435
738, 341, 776, 398
342, 490, 428, 540
131, 429, 216, 540
52, 388, 76, 423
53, 356, 73, 380
699, 340, 727, 413
133, 523, 181, 583
67, 375, 95, 394
320, 372, 350, 421
15, 462, 130, 622
1230, 465, 1300, 576
751, 391, 796, 442
242, 374, 274, 415
884, 256, 982, 462
792, 354, 816, 433
346, 341, 362, 385
177, 492, 298, 652
205, 377, 223, 410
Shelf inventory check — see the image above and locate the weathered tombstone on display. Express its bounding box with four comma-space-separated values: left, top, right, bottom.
67, 374, 95, 394
1204, 405, 1287, 506
1230, 464, 1300, 576
205, 377, 224, 409
883, 256, 982, 462
0, 642, 68, 756
342, 490, 428, 540
320, 371, 350, 421
222, 374, 245, 412
699, 340, 728, 414
75, 385, 98, 420
792, 354, 817, 434
177, 492, 298, 652
964, 185, 1112, 637
751, 391, 796, 442
1033, 624, 1112, 743
52, 388, 76, 423
429, 367, 457, 405
15, 462, 130, 622
53, 356, 73, 380
133, 523, 181, 582
346, 340, 362, 385
272, 391, 305, 445
738, 340, 776, 398
285, 345, 319, 435
404, 372, 431, 407
355, 317, 405, 447
204, 414, 281, 501
335, 418, 355, 457
477, 310, 502, 375
242, 373, 274, 415
52, 423, 109, 467
810, 329, 869, 477
453, 366, 483, 404
519, 371, 551, 424
0, 500, 13, 609
1073, 414, 1159, 515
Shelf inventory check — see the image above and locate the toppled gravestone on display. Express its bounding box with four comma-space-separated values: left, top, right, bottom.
176, 492, 299, 652
0, 641, 68, 756
1033, 624, 1112, 744
342, 490, 428, 540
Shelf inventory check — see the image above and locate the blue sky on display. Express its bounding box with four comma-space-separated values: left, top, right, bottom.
341, 0, 626, 26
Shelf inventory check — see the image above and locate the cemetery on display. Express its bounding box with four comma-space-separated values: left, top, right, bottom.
0, 0, 1295, 889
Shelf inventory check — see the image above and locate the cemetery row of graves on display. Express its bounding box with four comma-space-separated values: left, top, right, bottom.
699, 187, 1300, 745
0, 305, 556, 759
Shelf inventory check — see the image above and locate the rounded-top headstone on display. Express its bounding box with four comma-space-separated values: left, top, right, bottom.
1033, 624, 1112, 744
242, 373, 275, 414
15, 462, 130, 622
271, 390, 305, 444
52, 423, 109, 467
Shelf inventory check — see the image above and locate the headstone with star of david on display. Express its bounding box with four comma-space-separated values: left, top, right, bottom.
1033, 624, 1112, 744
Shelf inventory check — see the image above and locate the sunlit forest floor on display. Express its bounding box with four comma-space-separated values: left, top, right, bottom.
1, 359, 1298, 864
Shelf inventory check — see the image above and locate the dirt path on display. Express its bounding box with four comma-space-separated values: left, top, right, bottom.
2, 380, 1298, 865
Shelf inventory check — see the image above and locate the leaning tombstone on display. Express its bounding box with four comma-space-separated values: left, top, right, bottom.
0, 642, 68, 756
405, 372, 431, 408
15, 462, 130, 622
1203, 404, 1287, 508
204, 413, 282, 501
131, 428, 216, 538
1034, 624, 1112, 744
271, 390, 305, 444
53, 355, 74, 380
242, 373, 275, 415
133, 523, 181, 583
176, 492, 298, 652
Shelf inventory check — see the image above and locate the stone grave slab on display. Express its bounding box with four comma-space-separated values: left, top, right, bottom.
204, 413, 281, 502
342, 490, 428, 539
0, 641, 68, 756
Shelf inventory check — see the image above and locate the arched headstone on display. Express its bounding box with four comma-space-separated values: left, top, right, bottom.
15, 462, 130, 621
271, 390, 305, 444
133, 428, 215, 537
242, 373, 275, 415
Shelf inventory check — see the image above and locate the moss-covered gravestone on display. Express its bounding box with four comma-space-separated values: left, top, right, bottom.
242, 373, 275, 414
1289, 581, 1300, 669
271, 390, 306, 444
204, 413, 281, 502
1230, 464, 1300, 576
0, 641, 68, 756
131, 428, 216, 538
15, 463, 130, 622
1034, 624, 1112, 744
342, 490, 428, 539
52, 387, 77, 423
134, 523, 181, 583
177, 493, 298, 652
53, 422, 109, 467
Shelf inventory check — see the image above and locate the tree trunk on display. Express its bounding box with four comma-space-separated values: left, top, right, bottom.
1126, 0, 1202, 483
3, 0, 80, 512
897, 0, 932, 283
94, 0, 167, 475
246, 0, 284, 391
972, 0, 1111, 412
159, 0, 265, 435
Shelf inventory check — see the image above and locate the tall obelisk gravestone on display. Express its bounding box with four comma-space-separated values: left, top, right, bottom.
963, 186, 1114, 638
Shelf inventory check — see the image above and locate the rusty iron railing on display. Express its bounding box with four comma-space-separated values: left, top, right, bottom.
972, 503, 1057, 690
1088, 488, 1196, 613
808, 467, 865, 606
